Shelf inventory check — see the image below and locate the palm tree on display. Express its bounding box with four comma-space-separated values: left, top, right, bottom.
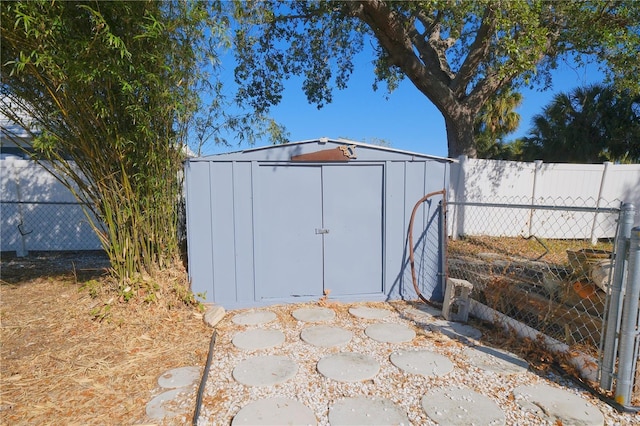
474, 88, 523, 159
522, 85, 640, 163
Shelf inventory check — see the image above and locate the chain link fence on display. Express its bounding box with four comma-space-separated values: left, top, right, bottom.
1, 200, 103, 255
1, 158, 103, 255
445, 196, 640, 409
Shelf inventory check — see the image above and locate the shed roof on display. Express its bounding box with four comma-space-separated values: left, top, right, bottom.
190, 138, 451, 163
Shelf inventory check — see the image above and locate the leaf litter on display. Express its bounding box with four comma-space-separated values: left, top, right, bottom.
0, 254, 212, 426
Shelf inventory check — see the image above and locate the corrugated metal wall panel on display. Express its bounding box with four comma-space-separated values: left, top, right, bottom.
383, 161, 407, 300
209, 163, 237, 302
232, 161, 255, 303
185, 140, 451, 307
185, 161, 215, 300
403, 162, 429, 300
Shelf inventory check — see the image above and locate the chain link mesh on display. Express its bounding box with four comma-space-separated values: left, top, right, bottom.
447, 196, 620, 351
1, 201, 102, 252
445, 196, 640, 407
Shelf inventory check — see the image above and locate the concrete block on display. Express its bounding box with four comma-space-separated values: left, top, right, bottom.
203, 304, 226, 327
443, 278, 473, 323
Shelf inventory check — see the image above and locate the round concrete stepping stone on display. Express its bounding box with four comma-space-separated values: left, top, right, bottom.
463, 345, 529, 374
157, 366, 201, 389
301, 325, 352, 348
349, 306, 392, 319
232, 310, 277, 326
513, 384, 604, 426
329, 396, 410, 426
232, 329, 285, 351
421, 386, 505, 426
390, 349, 454, 377
364, 322, 416, 343
404, 304, 441, 319
231, 397, 317, 426
431, 319, 482, 340
317, 352, 380, 382
233, 356, 298, 386
292, 306, 335, 322
146, 388, 185, 420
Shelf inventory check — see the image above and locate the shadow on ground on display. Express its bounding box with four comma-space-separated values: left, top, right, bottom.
0, 250, 111, 283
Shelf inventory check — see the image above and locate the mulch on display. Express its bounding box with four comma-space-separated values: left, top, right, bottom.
0, 253, 212, 425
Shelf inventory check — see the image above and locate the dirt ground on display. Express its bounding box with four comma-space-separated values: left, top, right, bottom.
0, 251, 212, 425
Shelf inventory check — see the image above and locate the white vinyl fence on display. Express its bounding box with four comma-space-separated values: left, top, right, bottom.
2, 155, 638, 253
1, 157, 102, 254
448, 156, 640, 240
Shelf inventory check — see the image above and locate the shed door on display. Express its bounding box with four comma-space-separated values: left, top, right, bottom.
256, 166, 324, 299
323, 165, 382, 296
256, 164, 383, 299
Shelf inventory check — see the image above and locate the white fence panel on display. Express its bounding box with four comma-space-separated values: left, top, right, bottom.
534, 162, 606, 204
449, 157, 536, 238
532, 163, 608, 239
449, 156, 640, 240
1, 158, 102, 253
601, 163, 640, 207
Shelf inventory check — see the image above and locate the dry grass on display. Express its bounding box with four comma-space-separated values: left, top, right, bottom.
0, 254, 212, 426
448, 235, 613, 265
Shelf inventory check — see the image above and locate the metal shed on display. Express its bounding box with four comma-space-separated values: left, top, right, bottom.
184, 138, 451, 308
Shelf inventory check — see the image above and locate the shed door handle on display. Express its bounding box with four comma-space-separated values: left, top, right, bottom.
315, 228, 329, 234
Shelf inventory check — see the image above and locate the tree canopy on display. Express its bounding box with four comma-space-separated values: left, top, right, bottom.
0, 1, 282, 292
518, 84, 640, 163
232, 0, 640, 158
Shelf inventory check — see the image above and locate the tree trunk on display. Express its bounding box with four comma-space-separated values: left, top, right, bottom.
445, 113, 477, 158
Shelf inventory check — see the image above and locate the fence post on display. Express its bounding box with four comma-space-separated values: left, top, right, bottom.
600, 203, 636, 391
451, 155, 467, 240
439, 198, 447, 298
528, 160, 543, 237
591, 162, 611, 244
614, 226, 640, 406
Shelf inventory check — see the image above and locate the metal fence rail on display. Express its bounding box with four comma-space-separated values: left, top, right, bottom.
445, 198, 640, 409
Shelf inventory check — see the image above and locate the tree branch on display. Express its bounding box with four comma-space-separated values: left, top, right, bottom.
450, 6, 496, 96
407, 10, 455, 81
347, 0, 455, 112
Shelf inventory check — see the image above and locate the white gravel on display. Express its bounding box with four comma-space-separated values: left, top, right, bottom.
153, 300, 639, 426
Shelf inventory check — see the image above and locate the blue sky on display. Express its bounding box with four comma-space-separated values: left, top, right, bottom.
204, 55, 605, 158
